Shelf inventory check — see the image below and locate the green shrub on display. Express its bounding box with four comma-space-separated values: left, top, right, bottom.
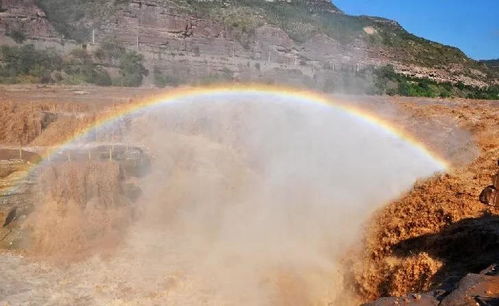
94, 39, 148, 86
0, 44, 113, 86
371, 65, 499, 99
0, 44, 62, 83
115, 51, 148, 87
94, 39, 126, 64
62, 48, 112, 85
7, 30, 27, 44
321, 64, 497, 99
0, 43, 147, 87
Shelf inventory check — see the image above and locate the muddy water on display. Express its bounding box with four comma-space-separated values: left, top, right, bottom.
0, 96, 445, 305
0, 234, 236, 305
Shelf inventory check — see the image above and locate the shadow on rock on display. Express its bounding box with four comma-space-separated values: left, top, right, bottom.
363, 215, 499, 305
363, 213, 499, 306
392, 214, 498, 286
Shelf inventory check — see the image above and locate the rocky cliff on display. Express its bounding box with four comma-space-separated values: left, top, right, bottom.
0, 0, 496, 88
0, 0, 58, 41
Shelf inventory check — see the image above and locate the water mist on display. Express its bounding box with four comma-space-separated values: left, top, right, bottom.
4, 93, 444, 305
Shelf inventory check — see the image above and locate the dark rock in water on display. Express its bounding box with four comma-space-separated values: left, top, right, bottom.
480, 185, 497, 206
3, 207, 16, 227
123, 182, 143, 203
482, 264, 499, 276
362, 293, 439, 305
474, 296, 499, 306
440, 267, 499, 306
365, 265, 499, 306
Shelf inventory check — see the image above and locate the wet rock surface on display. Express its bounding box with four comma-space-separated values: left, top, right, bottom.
364, 265, 499, 306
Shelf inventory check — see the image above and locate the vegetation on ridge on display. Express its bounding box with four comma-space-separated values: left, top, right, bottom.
0, 43, 147, 86
371, 65, 499, 99
1, 44, 496, 99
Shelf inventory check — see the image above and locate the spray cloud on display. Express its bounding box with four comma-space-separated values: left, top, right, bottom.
20, 93, 444, 305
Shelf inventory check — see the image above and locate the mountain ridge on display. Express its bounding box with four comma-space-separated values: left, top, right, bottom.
0, 0, 497, 94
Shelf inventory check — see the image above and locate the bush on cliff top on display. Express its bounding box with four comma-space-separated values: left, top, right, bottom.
0, 45, 62, 83
0, 44, 147, 87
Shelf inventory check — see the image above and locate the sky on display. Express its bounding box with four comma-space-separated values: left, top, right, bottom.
333, 0, 499, 60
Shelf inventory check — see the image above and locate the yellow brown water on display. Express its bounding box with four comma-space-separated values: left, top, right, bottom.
1, 90, 494, 305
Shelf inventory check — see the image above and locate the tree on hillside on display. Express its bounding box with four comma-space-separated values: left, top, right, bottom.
117, 51, 148, 87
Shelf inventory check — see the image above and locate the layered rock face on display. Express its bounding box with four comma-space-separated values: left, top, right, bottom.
0, 0, 58, 43
89, 0, 378, 87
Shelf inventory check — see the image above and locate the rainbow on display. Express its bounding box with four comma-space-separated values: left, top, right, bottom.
2, 84, 449, 195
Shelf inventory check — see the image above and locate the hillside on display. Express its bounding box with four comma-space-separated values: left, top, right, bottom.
481, 59, 499, 69
0, 0, 498, 96
481, 59, 499, 78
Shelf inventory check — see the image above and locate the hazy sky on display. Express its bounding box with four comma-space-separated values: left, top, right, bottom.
334, 0, 499, 60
